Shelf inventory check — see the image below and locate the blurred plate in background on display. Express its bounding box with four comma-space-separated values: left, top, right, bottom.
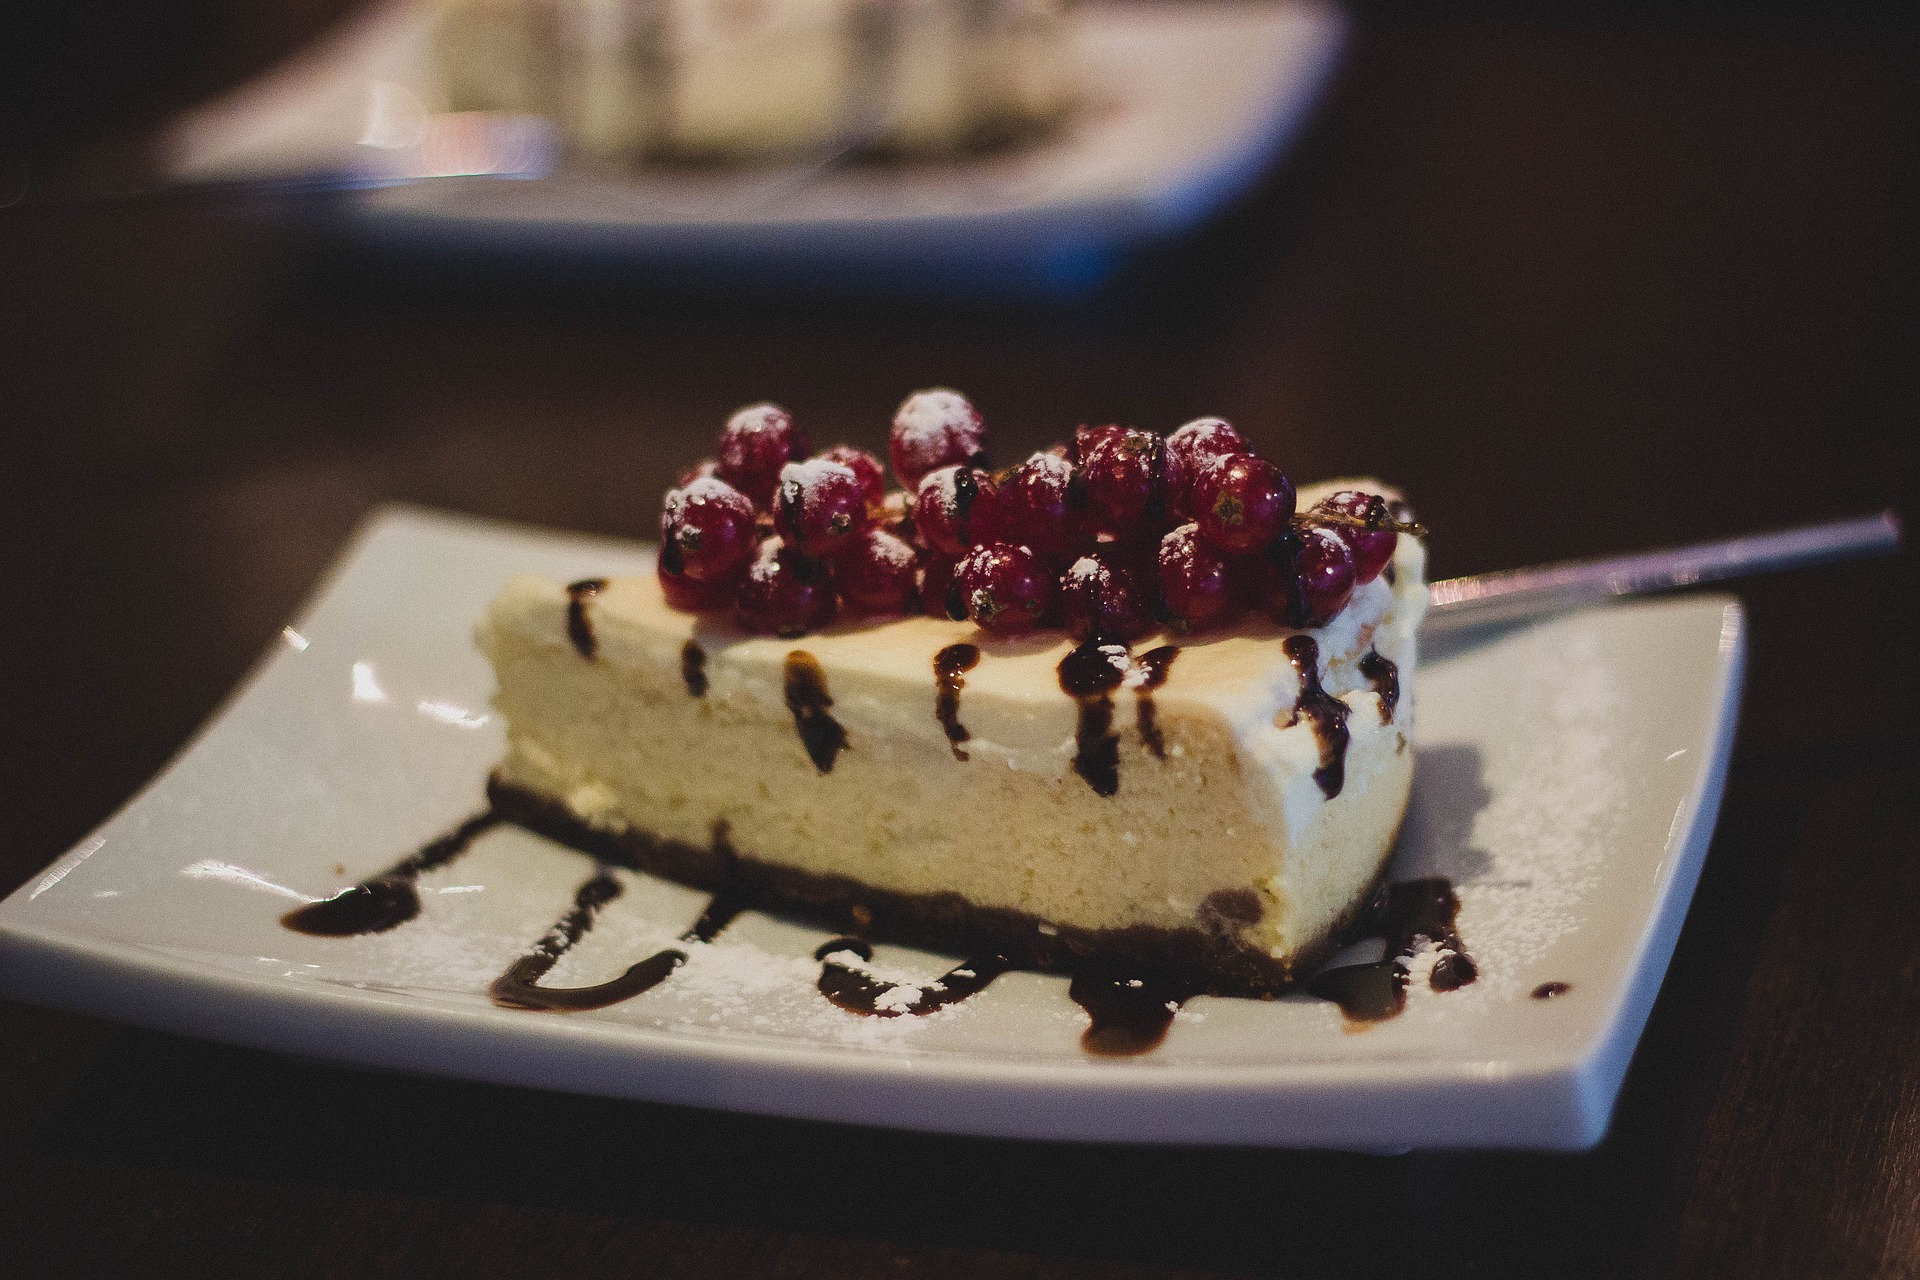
160, 1, 1347, 293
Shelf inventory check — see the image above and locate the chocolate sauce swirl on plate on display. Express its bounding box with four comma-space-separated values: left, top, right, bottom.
282, 810, 501, 936
1307, 878, 1478, 1024
1070, 968, 1205, 1056
814, 937, 1013, 1016
491, 877, 746, 1012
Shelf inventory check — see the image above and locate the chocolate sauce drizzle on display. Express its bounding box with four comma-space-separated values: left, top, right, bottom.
1358, 649, 1399, 724
282, 808, 1476, 1049
1283, 635, 1350, 799
783, 650, 848, 773
813, 937, 1014, 1017
1070, 968, 1205, 1056
681, 639, 708, 697
1306, 878, 1478, 1024
1132, 645, 1179, 760
566, 579, 607, 660
281, 810, 501, 936
951, 467, 983, 543
933, 643, 981, 761
491, 877, 747, 1012
1058, 637, 1132, 796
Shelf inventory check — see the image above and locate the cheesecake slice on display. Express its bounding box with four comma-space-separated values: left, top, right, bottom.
477, 479, 1424, 995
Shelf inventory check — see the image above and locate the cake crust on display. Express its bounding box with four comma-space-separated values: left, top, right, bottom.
487, 773, 1402, 996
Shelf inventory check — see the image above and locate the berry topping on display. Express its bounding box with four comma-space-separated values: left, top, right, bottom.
735, 538, 837, 636
953, 542, 1056, 634
1294, 525, 1357, 627
914, 464, 1000, 555
1078, 425, 1172, 535
773, 458, 871, 559
918, 551, 962, 618
718, 403, 810, 507
1312, 490, 1397, 583
890, 389, 987, 488
995, 451, 1093, 565
653, 388, 1416, 642
1165, 417, 1248, 515
835, 527, 921, 616
1192, 453, 1296, 554
1157, 522, 1239, 633
676, 458, 720, 488
658, 551, 732, 612
819, 444, 887, 507
1060, 551, 1153, 642
1071, 422, 1125, 463
660, 476, 757, 582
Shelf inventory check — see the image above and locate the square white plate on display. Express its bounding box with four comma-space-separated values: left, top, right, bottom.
160, 2, 1348, 292
0, 507, 1743, 1150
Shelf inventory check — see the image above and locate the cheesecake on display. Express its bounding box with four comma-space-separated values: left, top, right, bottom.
478, 414, 1425, 995
434, 0, 1073, 167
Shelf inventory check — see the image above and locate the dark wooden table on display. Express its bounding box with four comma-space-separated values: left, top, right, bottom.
2, 6, 1914, 1276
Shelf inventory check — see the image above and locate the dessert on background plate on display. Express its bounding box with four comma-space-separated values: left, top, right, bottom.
436, 0, 1073, 166
318, 388, 1457, 1044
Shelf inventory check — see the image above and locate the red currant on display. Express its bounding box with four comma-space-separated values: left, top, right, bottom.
919, 551, 962, 618
953, 542, 1056, 634
1078, 426, 1172, 535
995, 451, 1093, 566
1071, 423, 1125, 463
1312, 490, 1397, 584
660, 476, 757, 582
1295, 526, 1356, 626
735, 538, 837, 636
658, 550, 732, 612
1157, 522, 1239, 632
676, 458, 720, 488
1192, 453, 1295, 554
1059, 551, 1153, 642
818, 445, 887, 508
835, 527, 921, 616
914, 464, 1000, 555
773, 458, 871, 559
1165, 417, 1248, 516
890, 389, 986, 488
718, 403, 810, 508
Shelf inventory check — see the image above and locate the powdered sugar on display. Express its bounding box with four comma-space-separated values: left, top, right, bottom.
1397, 621, 1637, 1010
889, 389, 985, 486
778, 457, 853, 495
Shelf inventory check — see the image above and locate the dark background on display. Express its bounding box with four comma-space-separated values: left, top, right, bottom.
1, 2, 1914, 1276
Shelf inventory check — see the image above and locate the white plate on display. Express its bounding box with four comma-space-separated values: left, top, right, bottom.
0, 507, 1743, 1150
160, 1, 1347, 292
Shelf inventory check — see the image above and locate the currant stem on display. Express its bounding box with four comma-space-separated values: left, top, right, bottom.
1299, 509, 1428, 539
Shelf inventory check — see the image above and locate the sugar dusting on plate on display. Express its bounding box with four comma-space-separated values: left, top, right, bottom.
1399, 624, 1634, 1009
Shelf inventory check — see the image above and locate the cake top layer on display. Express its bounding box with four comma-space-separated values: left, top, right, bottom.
483, 479, 1426, 769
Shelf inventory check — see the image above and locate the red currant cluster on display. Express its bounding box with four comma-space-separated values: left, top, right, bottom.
657, 390, 1416, 639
